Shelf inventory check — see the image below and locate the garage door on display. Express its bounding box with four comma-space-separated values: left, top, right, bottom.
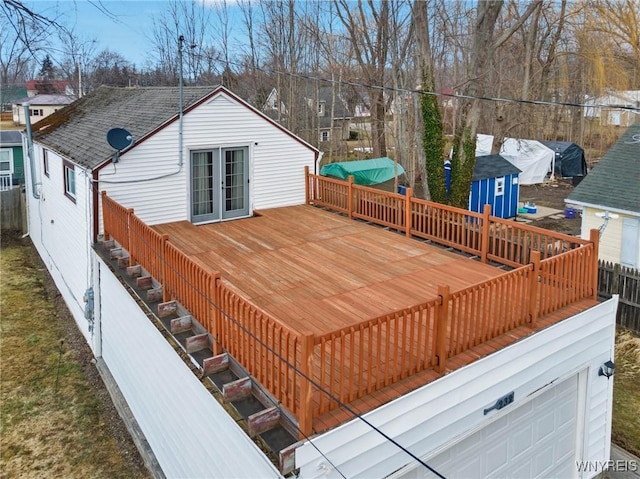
398, 374, 579, 479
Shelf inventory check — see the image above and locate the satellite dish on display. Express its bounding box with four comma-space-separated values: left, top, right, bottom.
106, 128, 133, 151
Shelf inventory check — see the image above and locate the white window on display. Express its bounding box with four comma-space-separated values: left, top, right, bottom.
321, 131, 330, 142
63, 160, 76, 202
621, 218, 639, 268
43, 149, 50, 177
318, 101, 325, 116
0, 149, 13, 173
495, 177, 505, 196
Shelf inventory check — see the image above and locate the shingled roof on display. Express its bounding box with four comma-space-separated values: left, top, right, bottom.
472, 154, 521, 181
567, 122, 640, 213
31, 86, 218, 169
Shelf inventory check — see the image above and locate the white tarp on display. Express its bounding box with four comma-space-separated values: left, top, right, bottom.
500, 138, 555, 185
476, 134, 494, 156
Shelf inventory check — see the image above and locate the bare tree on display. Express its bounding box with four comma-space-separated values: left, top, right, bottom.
448, 0, 541, 208
334, 0, 391, 158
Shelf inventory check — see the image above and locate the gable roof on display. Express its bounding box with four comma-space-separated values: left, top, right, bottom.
567, 122, 640, 213
31, 85, 318, 170
14, 94, 74, 106
472, 154, 521, 181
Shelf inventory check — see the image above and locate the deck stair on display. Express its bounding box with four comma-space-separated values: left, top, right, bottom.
97, 238, 299, 474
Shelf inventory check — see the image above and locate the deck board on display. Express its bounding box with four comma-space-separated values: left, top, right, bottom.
154, 206, 502, 336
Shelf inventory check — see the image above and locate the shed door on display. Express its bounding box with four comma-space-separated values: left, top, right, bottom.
190, 147, 249, 223
392, 374, 579, 479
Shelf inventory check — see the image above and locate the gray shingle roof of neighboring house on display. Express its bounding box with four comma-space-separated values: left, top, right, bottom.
0, 130, 23, 145
472, 154, 521, 181
14, 94, 75, 106
566, 122, 640, 213
31, 86, 218, 169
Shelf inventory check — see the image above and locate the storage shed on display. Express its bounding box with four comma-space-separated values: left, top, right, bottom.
540, 140, 588, 179
469, 154, 521, 219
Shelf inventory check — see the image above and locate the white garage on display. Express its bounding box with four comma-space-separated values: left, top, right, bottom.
402, 374, 580, 479
295, 300, 616, 479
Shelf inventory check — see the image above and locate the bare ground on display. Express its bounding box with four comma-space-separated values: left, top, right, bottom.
519, 179, 582, 236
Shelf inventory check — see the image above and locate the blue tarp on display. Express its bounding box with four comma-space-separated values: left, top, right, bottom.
320, 157, 406, 186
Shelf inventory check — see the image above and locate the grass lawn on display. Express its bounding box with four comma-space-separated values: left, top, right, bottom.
612, 330, 640, 457
0, 238, 149, 478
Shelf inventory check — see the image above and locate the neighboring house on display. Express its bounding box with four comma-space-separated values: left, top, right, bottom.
23, 85, 616, 478
24, 79, 73, 97
584, 90, 640, 127
0, 85, 27, 113
469, 154, 521, 219
308, 86, 351, 144
262, 86, 352, 146
566, 122, 640, 268
0, 130, 25, 190
12, 94, 75, 125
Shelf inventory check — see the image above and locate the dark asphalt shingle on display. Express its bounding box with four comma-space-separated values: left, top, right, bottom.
567, 122, 640, 212
31, 86, 217, 169
472, 154, 521, 181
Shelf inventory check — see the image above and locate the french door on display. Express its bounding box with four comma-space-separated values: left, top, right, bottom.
190, 147, 249, 223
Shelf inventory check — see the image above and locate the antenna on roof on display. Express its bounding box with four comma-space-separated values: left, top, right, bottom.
106, 127, 133, 163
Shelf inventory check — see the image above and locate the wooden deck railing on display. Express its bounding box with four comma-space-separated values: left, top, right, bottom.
313, 300, 439, 416
306, 167, 591, 267
103, 177, 599, 437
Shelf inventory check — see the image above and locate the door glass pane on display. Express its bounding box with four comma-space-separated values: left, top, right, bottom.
225, 149, 244, 212
192, 151, 214, 216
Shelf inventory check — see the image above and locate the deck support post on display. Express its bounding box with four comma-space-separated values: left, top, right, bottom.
589, 229, 599, 300
125, 208, 134, 264
160, 234, 169, 302
304, 166, 310, 205
298, 331, 315, 439
529, 251, 541, 328
405, 188, 413, 237
101, 191, 110, 241
211, 272, 222, 355
480, 204, 491, 263
348, 175, 354, 219
434, 285, 450, 374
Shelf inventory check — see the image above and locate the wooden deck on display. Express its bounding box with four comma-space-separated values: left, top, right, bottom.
154, 205, 503, 336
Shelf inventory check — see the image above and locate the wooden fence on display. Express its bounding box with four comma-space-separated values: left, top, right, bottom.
0, 187, 24, 233
598, 261, 640, 334
102, 180, 599, 436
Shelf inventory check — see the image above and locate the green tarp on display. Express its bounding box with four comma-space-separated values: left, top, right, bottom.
320, 157, 406, 186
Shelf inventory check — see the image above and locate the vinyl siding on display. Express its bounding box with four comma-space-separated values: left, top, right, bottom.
99, 92, 315, 226
25, 143, 93, 342
97, 255, 282, 479
295, 299, 617, 479
581, 207, 640, 264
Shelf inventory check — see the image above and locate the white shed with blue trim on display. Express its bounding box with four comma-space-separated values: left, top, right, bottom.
469, 154, 521, 219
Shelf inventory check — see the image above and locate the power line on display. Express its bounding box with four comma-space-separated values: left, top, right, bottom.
97, 188, 447, 479
221, 58, 640, 113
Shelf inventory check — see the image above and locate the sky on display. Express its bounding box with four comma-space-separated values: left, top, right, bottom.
36, 1, 220, 68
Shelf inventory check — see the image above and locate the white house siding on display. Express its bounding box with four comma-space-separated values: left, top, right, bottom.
97, 255, 282, 479
25, 143, 94, 343
98, 92, 315, 226
295, 299, 617, 479
580, 206, 640, 265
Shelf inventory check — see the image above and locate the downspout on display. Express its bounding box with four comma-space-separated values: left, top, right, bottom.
23, 102, 40, 199
178, 35, 184, 168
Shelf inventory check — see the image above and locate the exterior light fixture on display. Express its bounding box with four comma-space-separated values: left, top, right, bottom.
598, 360, 615, 379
